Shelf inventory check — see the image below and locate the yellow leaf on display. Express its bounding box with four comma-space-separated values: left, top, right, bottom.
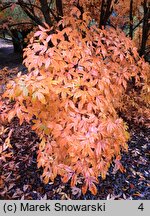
38, 92, 46, 104
74, 91, 83, 99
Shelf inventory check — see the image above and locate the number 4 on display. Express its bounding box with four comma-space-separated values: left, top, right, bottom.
138, 203, 144, 211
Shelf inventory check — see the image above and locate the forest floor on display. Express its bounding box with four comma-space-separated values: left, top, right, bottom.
0, 39, 150, 200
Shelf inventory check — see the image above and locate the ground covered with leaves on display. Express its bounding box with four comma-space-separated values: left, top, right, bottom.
0, 39, 150, 200
0, 118, 149, 200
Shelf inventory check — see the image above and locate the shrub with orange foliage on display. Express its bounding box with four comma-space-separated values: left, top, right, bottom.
1, 7, 149, 195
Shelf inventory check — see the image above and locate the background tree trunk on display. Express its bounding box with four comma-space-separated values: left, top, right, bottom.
139, 0, 149, 57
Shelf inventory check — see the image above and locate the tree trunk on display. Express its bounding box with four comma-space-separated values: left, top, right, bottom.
40, 0, 52, 26
99, 0, 105, 28
56, 0, 63, 19
139, 0, 149, 57
99, 0, 113, 28
129, 0, 133, 39
11, 29, 22, 53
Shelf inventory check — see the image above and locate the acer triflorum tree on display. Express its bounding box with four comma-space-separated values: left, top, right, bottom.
2, 7, 149, 195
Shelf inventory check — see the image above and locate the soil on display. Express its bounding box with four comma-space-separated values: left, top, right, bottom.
0, 38, 149, 200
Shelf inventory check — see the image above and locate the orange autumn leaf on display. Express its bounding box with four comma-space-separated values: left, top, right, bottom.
89, 183, 97, 195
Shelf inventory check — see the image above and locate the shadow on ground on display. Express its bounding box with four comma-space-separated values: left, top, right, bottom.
0, 38, 26, 71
